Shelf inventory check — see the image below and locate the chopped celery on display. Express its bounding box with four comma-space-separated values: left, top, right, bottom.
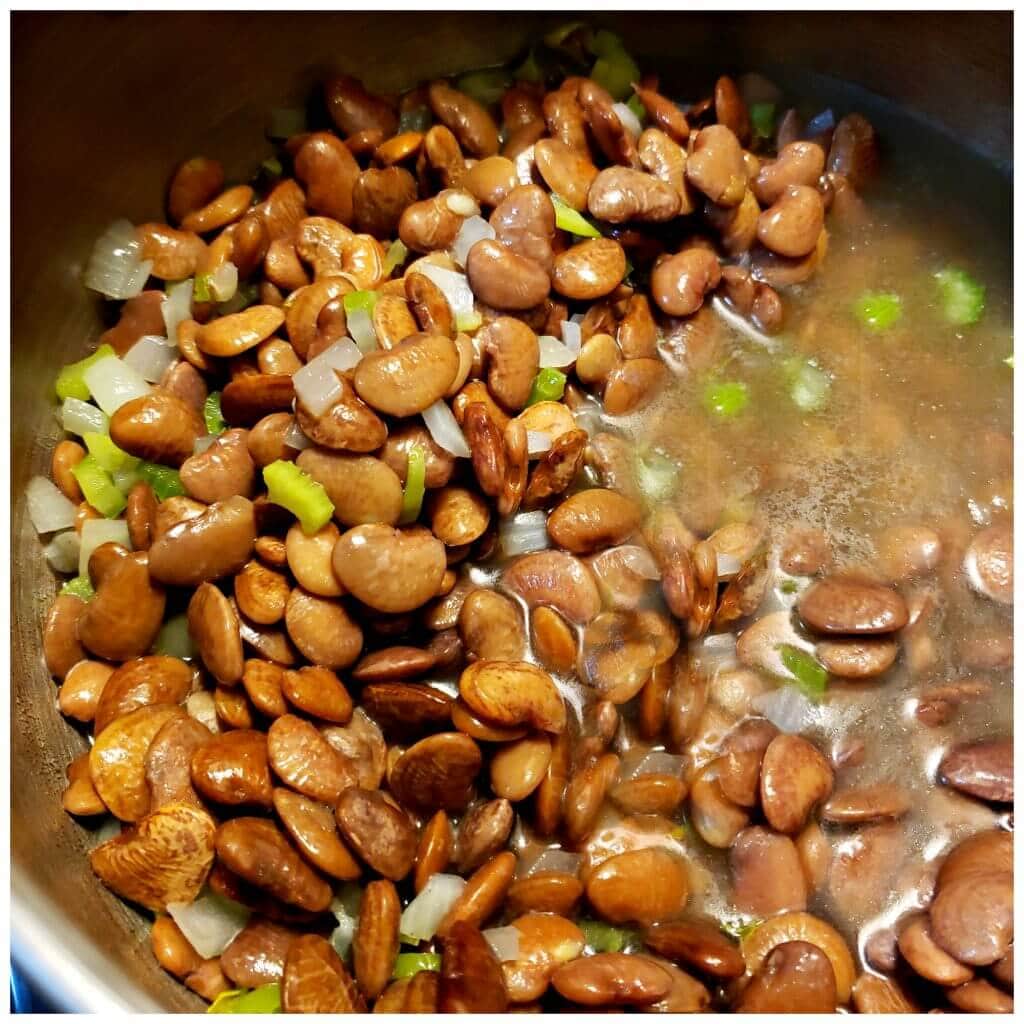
719, 917, 763, 942
342, 289, 379, 316
578, 919, 641, 954
456, 310, 483, 333
750, 102, 777, 139
456, 67, 513, 107
586, 28, 627, 58
112, 466, 143, 494
783, 358, 831, 413
261, 156, 283, 178
383, 239, 409, 276
636, 450, 679, 503
138, 462, 186, 500
60, 575, 95, 602
399, 445, 427, 525
551, 194, 602, 237
55, 344, 116, 402
934, 267, 985, 326
669, 824, 687, 840
513, 48, 544, 84
392, 952, 442, 979
263, 460, 334, 534
204, 391, 226, 435
778, 643, 829, 699
155, 613, 196, 659
545, 21, 588, 48
218, 282, 260, 316
853, 291, 902, 331
626, 93, 646, 123
779, 578, 799, 595
71, 455, 127, 518
702, 380, 749, 419
526, 368, 567, 407
590, 39, 642, 101
83, 432, 140, 475
193, 274, 213, 303
207, 982, 281, 1014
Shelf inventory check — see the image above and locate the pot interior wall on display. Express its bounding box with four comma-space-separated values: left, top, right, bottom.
11, 10, 1010, 1012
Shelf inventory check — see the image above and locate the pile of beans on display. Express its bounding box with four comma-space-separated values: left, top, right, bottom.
40, 36, 1013, 1014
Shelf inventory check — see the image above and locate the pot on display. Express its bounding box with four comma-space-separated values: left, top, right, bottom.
11, 10, 1010, 1012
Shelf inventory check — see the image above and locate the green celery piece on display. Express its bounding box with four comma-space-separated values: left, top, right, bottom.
55, 344, 116, 402
750, 102, 777, 139
383, 239, 409, 276
526, 368, 567, 407
138, 462, 186, 501
853, 291, 902, 331
60, 575, 95, 601
590, 46, 642, 101
779, 578, 799, 595
83, 432, 141, 475
399, 446, 427, 525
456, 310, 483, 333
719, 917, 763, 942
207, 982, 281, 1014
263, 460, 334, 534
626, 93, 646, 123
934, 267, 986, 326
702, 380, 749, 419
551, 194, 602, 237
456, 67, 513, 106
392, 952, 443, 980
342, 290, 379, 316
545, 20, 588, 48
778, 643, 829, 698
261, 156, 283, 178
204, 391, 226, 435
578, 919, 640, 954
586, 29, 627, 58
71, 455, 127, 518
193, 274, 213, 303
513, 48, 544, 84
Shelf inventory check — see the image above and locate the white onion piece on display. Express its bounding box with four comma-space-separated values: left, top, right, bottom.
91, 816, 122, 846
292, 339, 362, 416
161, 278, 193, 344
538, 334, 577, 368
753, 685, 815, 734
711, 296, 779, 351
612, 101, 642, 138
414, 263, 477, 333
717, 552, 743, 580
186, 691, 219, 733
422, 399, 471, 458
266, 106, 307, 140
524, 848, 581, 878
60, 397, 109, 437
79, 518, 131, 576
124, 334, 178, 383
483, 926, 521, 963
209, 261, 238, 302
515, 143, 536, 185
399, 873, 466, 942
83, 219, 153, 300
44, 530, 81, 574
330, 883, 363, 959
626, 750, 686, 780
445, 191, 480, 217
167, 890, 250, 959
347, 307, 377, 353
26, 477, 77, 534
499, 510, 550, 557
283, 419, 313, 451
560, 319, 582, 355
568, 393, 604, 437
527, 431, 552, 457
615, 544, 661, 580
82, 354, 151, 415
451, 215, 496, 268
193, 434, 217, 455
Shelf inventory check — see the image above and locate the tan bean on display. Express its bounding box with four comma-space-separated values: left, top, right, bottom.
458, 589, 525, 662
547, 488, 641, 555
964, 523, 1013, 604
587, 166, 680, 223
234, 558, 289, 626
454, 798, 514, 874
585, 847, 689, 925
284, 588, 362, 669
109, 390, 204, 467
737, 940, 837, 1013
563, 752, 620, 843
798, 575, 909, 634
939, 738, 1013, 803
194, 305, 284, 359
352, 332, 459, 416
180, 184, 253, 234
273, 787, 360, 883
336, 787, 417, 881
760, 733, 834, 833
278, 664, 351, 723
136, 222, 206, 280
296, 448, 402, 528
238, 659, 286, 718
931, 869, 1014, 967
219, 374, 295, 429
477, 317, 540, 413
827, 113, 879, 189
534, 138, 598, 210
899, 914, 974, 985
821, 781, 911, 824
414, 810, 453, 892
268, 713, 356, 804
552, 952, 672, 1007
529, 606, 577, 675
757, 183, 825, 258
685, 124, 746, 205
351, 645, 437, 683
293, 375, 388, 454
167, 156, 224, 225
281, 933, 365, 1012
543, 82, 587, 152
362, 682, 453, 739
439, 850, 517, 936
503, 549, 601, 624
51, 439, 85, 501
390, 732, 482, 813
58, 659, 114, 722
816, 637, 897, 679
282, 521, 342, 596
428, 80, 499, 157
93, 655, 193, 734
190, 727, 272, 807
651, 247, 721, 317
459, 660, 566, 734
463, 155, 519, 207
184, 581, 243, 685
429, 486, 490, 546
644, 919, 744, 979
466, 239, 550, 310
399, 194, 462, 253
489, 184, 556, 271
754, 141, 826, 205
552, 238, 626, 301
689, 765, 749, 848
730, 826, 808, 917
244, 413, 293, 468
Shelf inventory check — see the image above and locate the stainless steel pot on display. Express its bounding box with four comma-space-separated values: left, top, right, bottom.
11, 11, 1010, 1012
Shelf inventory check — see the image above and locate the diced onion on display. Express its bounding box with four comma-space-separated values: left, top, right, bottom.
330, 883, 363, 959
625, 750, 685, 780
753, 685, 815, 734
283, 419, 313, 451
186, 691, 219, 732
560, 319, 582, 355
92, 817, 122, 846
523, 848, 581, 878
717, 552, 743, 579
82, 354, 151, 415
514, 144, 536, 185
422, 399, 471, 458
711, 296, 779, 351
162, 279, 193, 343
399, 873, 466, 942
612, 101, 642, 138
483, 926, 521, 963
451, 215, 496, 268
292, 339, 362, 417
209, 261, 238, 303
806, 108, 835, 136
446, 191, 481, 217
266, 106, 307, 140
538, 334, 577, 368
83, 219, 153, 300
124, 334, 178, 383
526, 430, 552, 457
193, 435, 217, 455
499, 510, 550, 557
44, 529, 81, 574
26, 476, 77, 534
79, 518, 131, 576
615, 544, 661, 580
569, 393, 604, 437
347, 308, 377, 353
167, 890, 251, 960
415, 263, 477, 333
60, 397, 109, 437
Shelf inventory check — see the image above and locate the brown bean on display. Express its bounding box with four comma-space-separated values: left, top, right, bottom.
490, 733, 551, 803
292, 133, 358, 225
477, 317, 540, 413
760, 733, 834, 833
414, 810, 453, 892
219, 917, 298, 990
714, 75, 750, 142
380, 422, 455, 489
454, 798, 514, 874
351, 879, 400, 1001
143, 714, 211, 811
58, 659, 114, 722
821, 781, 911, 823
798, 575, 909, 634
467, 239, 550, 310
561, 752, 618, 844
737, 940, 837, 1013
543, 83, 587, 152
280, 521, 341, 597
587, 167, 680, 223
523, 428, 589, 508
268, 714, 357, 803
898, 914, 975, 985
458, 589, 525, 662
686, 124, 746, 205
353, 332, 459, 416
168, 156, 224, 224
428, 80, 499, 157
547, 488, 641, 555
929, 870, 1014, 967
964, 523, 1013, 604
552, 238, 626, 301
390, 732, 482, 813
280, 665, 352, 723
43, 594, 87, 680
552, 952, 672, 1007
816, 637, 897, 679
875, 523, 942, 582
533, 138, 597, 211
361, 682, 453, 739
214, 686, 254, 730
644, 919, 744, 979
90, 655, 191, 735
851, 972, 918, 1013
151, 914, 204, 980
827, 113, 879, 189
283, 588, 362, 669
586, 848, 689, 925
336, 787, 417, 881
272, 787, 361, 882
352, 645, 437, 683
651, 247, 721, 317
507, 872, 582, 919
463, 155, 519, 207
439, 920, 508, 1012
219, 375, 295, 430
459, 660, 566, 734
190, 728, 272, 807
429, 486, 490, 547
282, 933, 366, 1012
938, 738, 1013, 803
136, 222, 206, 280
399, 194, 462, 252
501, 913, 584, 1003
780, 524, 831, 575
234, 558, 290, 626
297, 449, 402, 529
530, 606, 577, 675
489, 184, 556, 272
109, 390, 204, 468
754, 141, 826, 205
438, 851, 517, 936
578, 78, 639, 168
689, 765, 749, 848
757, 183, 824, 258
730, 826, 808, 917
503, 549, 601, 624
188, 582, 244, 685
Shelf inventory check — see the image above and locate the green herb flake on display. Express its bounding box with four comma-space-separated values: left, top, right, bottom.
60, 575, 95, 602
853, 291, 902, 331
750, 102, 777, 139
702, 380, 749, 419
777, 643, 829, 698
526, 368, 567, 407
204, 391, 226, 435
207, 982, 281, 1014
392, 952, 443, 980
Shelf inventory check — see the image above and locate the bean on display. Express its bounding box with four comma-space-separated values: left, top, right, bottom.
414, 810, 453, 892
563, 752, 620, 843
268, 714, 357, 803
354, 332, 460, 417
58, 659, 114, 722
284, 588, 362, 669
283, 933, 366, 1012
851, 972, 918, 1013
438, 850, 517, 936
827, 112, 878, 189
757, 183, 825, 258
503, 550, 602, 625
586, 848, 689, 925
551, 952, 672, 1007
650, 246, 721, 317
353, 879, 401, 1000
219, 917, 298, 990
736, 940, 837, 1013
399, 194, 462, 252
283, 521, 343, 596
547, 488, 641, 555
686, 124, 746, 205
522, 428, 589, 508
760, 733, 834, 833
136, 223, 206, 280
507, 872, 582, 919
587, 167, 680, 223
466, 239, 550, 310
821, 781, 911, 823
754, 141, 826, 205
816, 637, 897, 679
938, 829, 1012, 890
531, 138, 596, 211
780, 524, 831, 575
429, 486, 490, 546
947, 978, 1014, 1014
459, 660, 566, 734
43, 595, 86, 680
361, 682, 453, 739
455, 798, 514, 873
690, 765, 749, 847
463, 155, 519, 208
478, 317, 540, 413
458, 589, 526, 662
530, 606, 577, 675
798, 575, 909, 634
644, 920, 744, 979
963, 524, 1013, 604
552, 238, 626, 301
187, 582, 244, 685
390, 732, 482, 813
898, 914, 975, 985
429, 80, 499, 157
730, 826, 808, 917
190, 728, 272, 807
439, 920, 509, 1012
336, 787, 418, 881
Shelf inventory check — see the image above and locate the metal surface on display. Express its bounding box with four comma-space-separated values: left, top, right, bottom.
11, 11, 1011, 1014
